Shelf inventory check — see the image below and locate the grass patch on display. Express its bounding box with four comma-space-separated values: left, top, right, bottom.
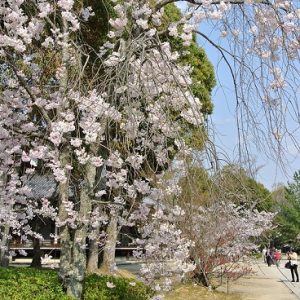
0, 267, 153, 300
84, 273, 153, 300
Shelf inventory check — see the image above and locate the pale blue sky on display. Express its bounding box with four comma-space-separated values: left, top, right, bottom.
199, 27, 300, 191
176, 1, 300, 190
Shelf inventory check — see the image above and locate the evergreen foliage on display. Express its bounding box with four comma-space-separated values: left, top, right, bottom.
273, 171, 300, 248
163, 4, 216, 115
212, 165, 272, 211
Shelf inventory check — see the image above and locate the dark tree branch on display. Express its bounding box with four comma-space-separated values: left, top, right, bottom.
194, 30, 239, 103
156, 0, 271, 10
5, 53, 52, 126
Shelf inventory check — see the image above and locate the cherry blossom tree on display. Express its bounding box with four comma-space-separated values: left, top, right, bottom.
180, 201, 274, 286
128, 179, 274, 292
1, 0, 299, 299
0, 0, 205, 297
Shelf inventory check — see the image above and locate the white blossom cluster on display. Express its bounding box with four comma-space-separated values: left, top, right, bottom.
0, 0, 297, 295
130, 205, 195, 291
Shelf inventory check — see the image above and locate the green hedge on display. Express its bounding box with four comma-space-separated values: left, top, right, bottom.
0, 267, 153, 300
84, 274, 153, 300
0, 267, 71, 300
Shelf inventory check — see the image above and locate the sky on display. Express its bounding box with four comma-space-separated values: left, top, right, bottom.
202, 29, 300, 191
209, 71, 300, 190
176, 2, 300, 190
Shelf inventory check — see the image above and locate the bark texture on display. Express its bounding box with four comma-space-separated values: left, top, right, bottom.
58, 150, 73, 292
30, 237, 42, 268
60, 156, 96, 299
0, 224, 10, 267
68, 187, 93, 298
86, 226, 100, 273
100, 210, 118, 273
0, 173, 9, 267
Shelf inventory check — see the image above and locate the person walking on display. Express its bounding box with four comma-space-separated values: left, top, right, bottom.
262, 247, 267, 263
287, 249, 299, 282
273, 249, 281, 267
266, 248, 274, 266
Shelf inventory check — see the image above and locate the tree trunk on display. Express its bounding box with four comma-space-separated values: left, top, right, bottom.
100, 209, 118, 273
30, 237, 42, 268
58, 150, 73, 289
58, 14, 73, 288
194, 263, 210, 287
30, 218, 42, 268
67, 188, 92, 299
0, 224, 10, 267
86, 226, 100, 273
65, 160, 96, 299
86, 162, 107, 274
0, 172, 9, 267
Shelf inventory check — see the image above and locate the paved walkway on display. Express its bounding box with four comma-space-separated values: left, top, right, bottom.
218, 259, 300, 300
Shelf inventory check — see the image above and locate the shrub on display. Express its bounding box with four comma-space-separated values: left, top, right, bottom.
0, 267, 153, 300
0, 267, 71, 300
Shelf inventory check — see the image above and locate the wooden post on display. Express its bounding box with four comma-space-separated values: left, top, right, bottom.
226, 275, 230, 294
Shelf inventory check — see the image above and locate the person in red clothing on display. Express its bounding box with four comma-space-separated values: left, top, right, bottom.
273, 249, 281, 266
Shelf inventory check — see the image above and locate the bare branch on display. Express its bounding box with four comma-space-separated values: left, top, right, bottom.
156, 0, 271, 10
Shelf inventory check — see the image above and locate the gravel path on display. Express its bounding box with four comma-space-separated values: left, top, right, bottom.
218, 259, 300, 300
